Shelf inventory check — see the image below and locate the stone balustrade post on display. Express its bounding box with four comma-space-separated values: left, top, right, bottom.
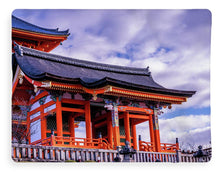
76, 150, 80, 162
65, 149, 70, 161
33, 148, 37, 159
38, 148, 43, 159
55, 149, 60, 161
80, 150, 85, 161
90, 151, 94, 161
50, 148, 55, 161
60, 149, 65, 161
176, 150, 182, 162
27, 147, 32, 159
70, 150, 75, 161
84, 150, 89, 161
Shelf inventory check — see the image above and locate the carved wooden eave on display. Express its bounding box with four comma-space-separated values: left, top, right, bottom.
20, 73, 188, 104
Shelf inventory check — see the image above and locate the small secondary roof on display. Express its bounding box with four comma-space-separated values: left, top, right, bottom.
12, 15, 69, 36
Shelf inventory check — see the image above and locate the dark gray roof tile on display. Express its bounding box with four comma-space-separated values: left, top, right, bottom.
13, 45, 196, 97
12, 15, 69, 36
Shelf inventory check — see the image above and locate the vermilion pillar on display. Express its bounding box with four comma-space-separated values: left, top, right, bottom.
69, 114, 75, 138
131, 120, 137, 150
107, 112, 113, 147
39, 96, 47, 140
124, 112, 131, 145
149, 114, 156, 151
85, 101, 92, 139
26, 112, 30, 144
56, 97, 63, 137
112, 105, 120, 149
152, 109, 161, 152
40, 105, 46, 140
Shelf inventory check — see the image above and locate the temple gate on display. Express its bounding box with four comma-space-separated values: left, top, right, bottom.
12, 15, 195, 153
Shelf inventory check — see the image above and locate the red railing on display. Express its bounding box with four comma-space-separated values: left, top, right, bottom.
160, 143, 179, 153
31, 136, 113, 150
30, 136, 53, 146
139, 141, 155, 152
139, 141, 179, 153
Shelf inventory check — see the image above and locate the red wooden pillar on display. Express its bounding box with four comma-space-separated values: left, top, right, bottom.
69, 114, 75, 138
56, 97, 63, 137
149, 114, 156, 151
111, 105, 120, 149
26, 112, 30, 144
131, 120, 137, 150
85, 101, 92, 139
124, 112, 131, 145
107, 112, 113, 147
40, 105, 47, 140
152, 109, 161, 152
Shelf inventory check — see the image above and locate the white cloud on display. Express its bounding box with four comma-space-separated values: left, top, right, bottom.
13, 10, 211, 147
75, 122, 86, 138
159, 115, 210, 133
136, 114, 211, 150
103, 56, 131, 66
136, 121, 150, 143
16, 10, 211, 104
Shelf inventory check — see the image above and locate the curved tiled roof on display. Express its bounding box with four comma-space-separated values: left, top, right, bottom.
12, 15, 70, 36
13, 44, 196, 97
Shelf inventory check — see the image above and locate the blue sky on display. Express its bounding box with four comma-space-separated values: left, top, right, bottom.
12, 9, 211, 150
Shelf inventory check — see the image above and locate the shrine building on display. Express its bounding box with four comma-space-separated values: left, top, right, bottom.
12, 15, 69, 52
12, 15, 196, 153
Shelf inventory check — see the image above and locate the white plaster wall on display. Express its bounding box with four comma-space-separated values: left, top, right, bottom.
44, 95, 52, 103
44, 103, 56, 113
30, 119, 41, 143
30, 111, 40, 120
63, 92, 72, 99
30, 101, 40, 112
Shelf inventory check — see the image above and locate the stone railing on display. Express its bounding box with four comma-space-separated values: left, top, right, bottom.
12, 143, 118, 162
11, 143, 211, 162
134, 151, 177, 162
180, 153, 211, 162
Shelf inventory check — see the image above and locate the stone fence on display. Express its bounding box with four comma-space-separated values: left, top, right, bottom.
180, 153, 211, 162
11, 143, 211, 162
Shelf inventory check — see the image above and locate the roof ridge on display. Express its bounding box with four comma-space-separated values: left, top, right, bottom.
15, 45, 151, 76
12, 15, 69, 35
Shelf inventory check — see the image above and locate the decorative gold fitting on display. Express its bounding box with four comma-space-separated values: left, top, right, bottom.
18, 70, 24, 85
41, 81, 52, 88
92, 93, 97, 101
34, 85, 38, 93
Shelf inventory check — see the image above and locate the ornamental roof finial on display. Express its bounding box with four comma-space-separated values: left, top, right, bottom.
13, 42, 23, 56
146, 66, 149, 72
146, 66, 152, 76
